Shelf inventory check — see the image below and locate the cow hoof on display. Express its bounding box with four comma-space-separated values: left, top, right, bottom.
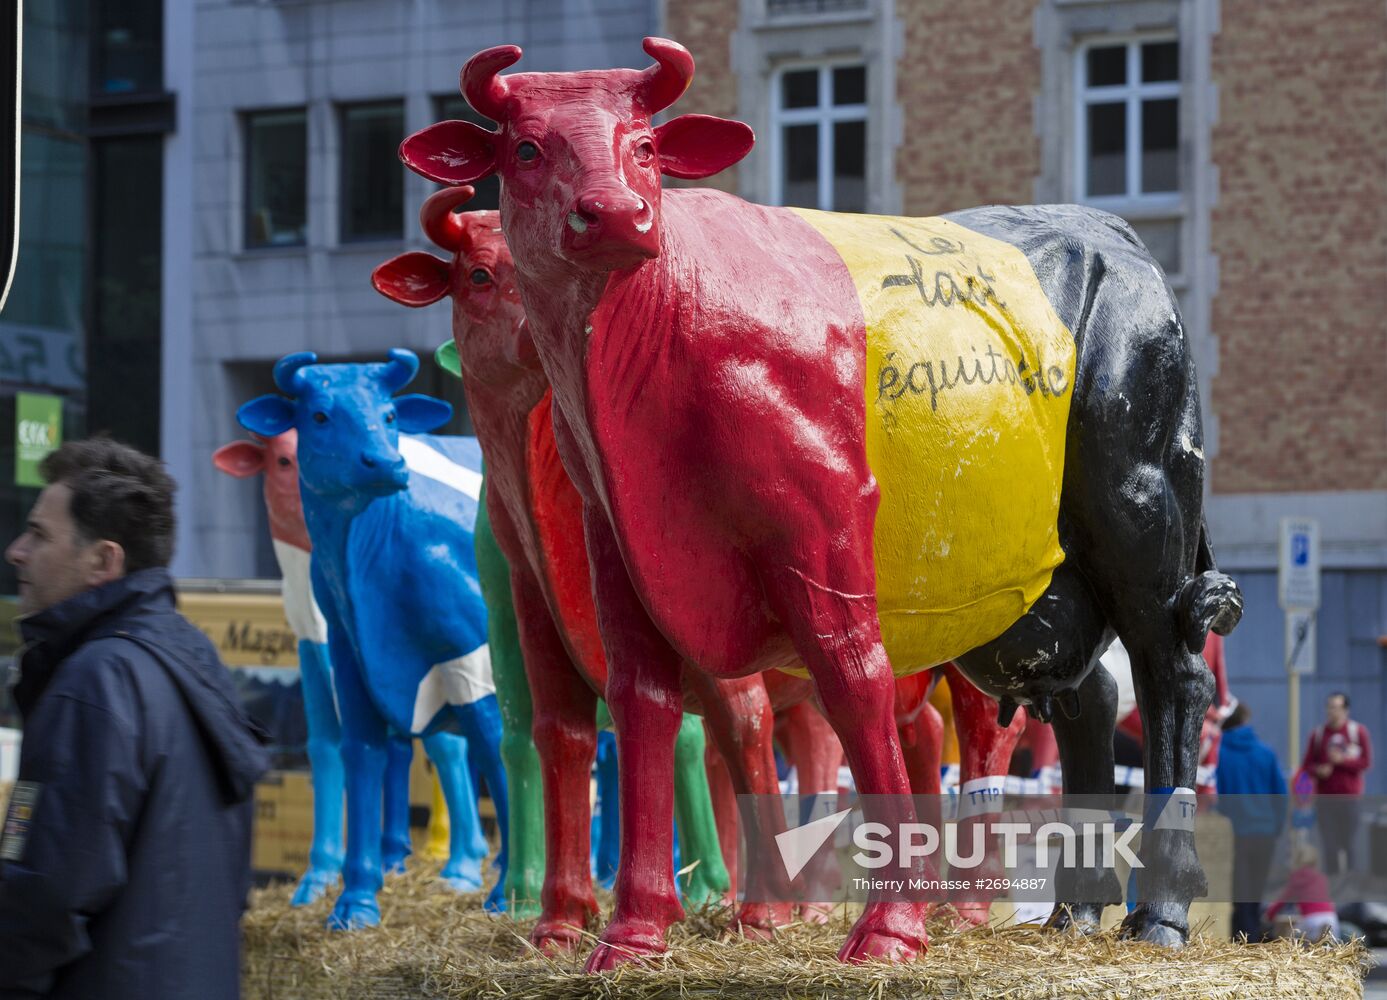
837, 905, 928, 964
531, 920, 587, 955
730, 902, 793, 940
381, 853, 410, 876
1045, 904, 1103, 935
1119, 906, 1189, 948
949, 901, 991, 928
798, 902, 833, 926
440, 858, 485, 893
837, 929, 923, 965
583, 932, 667, 972
507, 897, 543, 921
326, 895, 381, 931
290, 869, 339, 907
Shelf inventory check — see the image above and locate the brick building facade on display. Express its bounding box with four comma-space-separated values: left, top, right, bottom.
662, 0, 1387, 780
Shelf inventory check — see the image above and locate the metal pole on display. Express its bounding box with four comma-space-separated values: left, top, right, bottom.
1288, 670, 1300, 775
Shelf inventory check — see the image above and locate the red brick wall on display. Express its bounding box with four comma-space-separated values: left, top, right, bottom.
662, 0, 740, 193
897, 0, 1042, 216
1211, 0, 1387, 492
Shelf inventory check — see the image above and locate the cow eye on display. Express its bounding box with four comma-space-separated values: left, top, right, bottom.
385, 412, 396, 424
313, 412, 327, 424
635, 139, 655, 163
277, 456, 291, 468
470, 268, 491, 286
516, 141, 539, 162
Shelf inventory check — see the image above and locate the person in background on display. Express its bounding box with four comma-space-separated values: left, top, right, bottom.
1301, 692, 1372, 877
1266, 841, 1340, 943
1215, 702, 1288, 941
0, 439, 269, 999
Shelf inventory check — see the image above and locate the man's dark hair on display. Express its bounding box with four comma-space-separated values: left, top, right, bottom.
40, 438, 177, 572
1330, 691, 1351, 710
1222, 702, 1250, 732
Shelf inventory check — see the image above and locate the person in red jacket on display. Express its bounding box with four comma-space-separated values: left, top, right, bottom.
1301, 692, 1372, 876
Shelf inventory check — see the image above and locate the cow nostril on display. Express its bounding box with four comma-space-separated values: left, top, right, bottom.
361, 454, 377, 469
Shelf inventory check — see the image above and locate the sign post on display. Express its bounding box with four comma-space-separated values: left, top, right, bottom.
1279, 518, 1320, 771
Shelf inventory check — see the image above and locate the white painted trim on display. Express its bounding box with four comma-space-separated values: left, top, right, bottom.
272, 538, 328, 644
398, 436, 482, 499
411, 644, 495, 733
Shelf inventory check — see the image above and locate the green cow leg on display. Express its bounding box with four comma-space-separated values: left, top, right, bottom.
475, 494, 545, 918
672, 713, 732, 906
598, 696, 730, 905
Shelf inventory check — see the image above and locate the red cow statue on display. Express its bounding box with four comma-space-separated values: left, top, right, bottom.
376, 189, 1026, 941
400, 38, 1242, 965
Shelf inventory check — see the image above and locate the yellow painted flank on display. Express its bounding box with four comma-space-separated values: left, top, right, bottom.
792, 210, 1075, 675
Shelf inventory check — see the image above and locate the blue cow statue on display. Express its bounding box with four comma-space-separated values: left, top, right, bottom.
213, 429, 492, 907
238, 349, 510, 929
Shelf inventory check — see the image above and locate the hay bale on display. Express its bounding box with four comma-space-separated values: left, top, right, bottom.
243, 860, 1367, 1000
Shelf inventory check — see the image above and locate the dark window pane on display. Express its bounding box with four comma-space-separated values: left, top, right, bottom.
95, 0, 161, 95
1086, 45, 1126, 87
1141, 97, 1178, 193
832, 119, 866, 212
782, 123, 818, 208
832, 65, 865, 106
1086, 102, 1126, 197
341, 101, 405, 241
245, 109, 307, 248
434, 96, 499, 212
90, 137, 162, 455
781, 69, 818, 110
1142, 41, 1179, 83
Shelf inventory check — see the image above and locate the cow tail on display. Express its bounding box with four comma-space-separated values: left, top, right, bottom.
1174, 516, 1244, 653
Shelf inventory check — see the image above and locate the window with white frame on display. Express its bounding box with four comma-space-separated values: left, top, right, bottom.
1077, 38, 1179, 201
771, 64, 866, 212
1076, 37, 1181, 273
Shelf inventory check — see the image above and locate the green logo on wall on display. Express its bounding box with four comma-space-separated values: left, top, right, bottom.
15, 392, 61, 487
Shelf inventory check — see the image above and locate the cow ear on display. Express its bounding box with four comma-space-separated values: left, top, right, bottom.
400, 120, 499, 185
434, 340, 462, 379
212, 440, 266, 478
654, 114, 755, 180
393, 394, 453, 433
237, 396, 296, 438
373, 252, 453, 307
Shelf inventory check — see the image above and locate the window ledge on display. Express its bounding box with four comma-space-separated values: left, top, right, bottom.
1079, 195, 1184, 220
233, 245, 308, 261
752, 9, 874, 30
331, 239, 406, 254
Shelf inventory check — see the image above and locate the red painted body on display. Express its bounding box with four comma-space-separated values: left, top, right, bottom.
212, 430, 311, 552
399, 40, 1035, 966
374, 190, 805, 949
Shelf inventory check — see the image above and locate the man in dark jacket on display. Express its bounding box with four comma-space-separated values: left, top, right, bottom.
1216, 702, 1288, 941
0, 439, 270, 999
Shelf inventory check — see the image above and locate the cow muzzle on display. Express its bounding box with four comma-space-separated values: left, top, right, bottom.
359, 452, 409, 494
561, 186, 659, 268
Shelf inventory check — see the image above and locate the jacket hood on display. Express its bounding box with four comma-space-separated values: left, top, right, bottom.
1221, 725, 1260, 750
18, 567, 271, 803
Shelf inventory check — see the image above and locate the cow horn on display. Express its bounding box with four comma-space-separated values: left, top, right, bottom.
378, 348, 419, 393
274, 351, 317, 397
419, 186, 475, 253
461, 45, 521, 124
636, 37, 694, 115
